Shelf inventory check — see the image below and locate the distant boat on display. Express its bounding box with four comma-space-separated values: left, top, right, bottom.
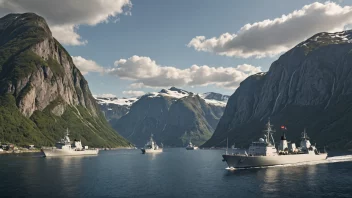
141, 134, 162, 154
41, 128, 99, 157
186, 140, 198, 150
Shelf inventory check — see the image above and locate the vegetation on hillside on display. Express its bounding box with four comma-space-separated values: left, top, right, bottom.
0, 13, 130, 147
0, 94, 130, 147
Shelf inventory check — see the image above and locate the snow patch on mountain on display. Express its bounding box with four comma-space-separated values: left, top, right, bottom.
298, 30, 352, 51
94, 87, 229, 107
95, 97, 138, 106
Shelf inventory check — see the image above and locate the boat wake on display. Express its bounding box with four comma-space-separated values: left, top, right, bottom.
225, 155, 352, 170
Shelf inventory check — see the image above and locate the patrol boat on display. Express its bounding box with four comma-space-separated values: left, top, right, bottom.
222, 119, 327, 168
42, 129, 99, 157
141, 134, 162, 154
186, 140, 198, 150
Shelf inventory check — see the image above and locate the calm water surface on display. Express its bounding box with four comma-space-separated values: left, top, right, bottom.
0, 148, 352, 198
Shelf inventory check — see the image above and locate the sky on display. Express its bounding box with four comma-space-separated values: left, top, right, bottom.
0, 0, 351, 97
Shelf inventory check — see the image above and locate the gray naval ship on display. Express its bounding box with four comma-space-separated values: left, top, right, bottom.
42, 129, 99, 157
141, 134, 163, 154
186, 139, 198, 150
222, 119, 327, 168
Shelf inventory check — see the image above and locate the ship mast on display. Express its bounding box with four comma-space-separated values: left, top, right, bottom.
301, 128, 309, 139
263, 118, 275, 146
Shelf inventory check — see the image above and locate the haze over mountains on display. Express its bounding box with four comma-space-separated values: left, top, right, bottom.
0, 13, 130, 147
203, 30, 352, 150
96, 87, 229, 146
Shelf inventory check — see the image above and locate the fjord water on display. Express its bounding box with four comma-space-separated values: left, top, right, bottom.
0, 149, 352, 198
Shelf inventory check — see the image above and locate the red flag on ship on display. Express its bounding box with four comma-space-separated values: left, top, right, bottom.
281, 125, 287, 130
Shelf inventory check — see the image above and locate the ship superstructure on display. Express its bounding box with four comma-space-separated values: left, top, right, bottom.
186, 139, 198, 150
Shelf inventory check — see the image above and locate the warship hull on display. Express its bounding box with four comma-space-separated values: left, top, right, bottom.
186, 147, 198, 150
141, 148, 162, 154
222, 153, 328, 168
42, 148, 99, 157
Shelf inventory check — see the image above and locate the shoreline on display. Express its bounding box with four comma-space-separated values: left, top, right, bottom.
0, 149, 42, 155
98, 147, 137, 150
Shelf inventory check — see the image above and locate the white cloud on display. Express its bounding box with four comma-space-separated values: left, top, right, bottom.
122, 90, 145, 97
51, 25, 87, 46
108, 55, 262, 89
187, 64, 261, 88
187, 2, 352, 58
72, 56, 104, 75
0, 0, 132, 45
128, 83, 145, 89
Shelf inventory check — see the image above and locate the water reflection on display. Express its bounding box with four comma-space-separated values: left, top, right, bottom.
260, 167, 281, 197
145, 152, 162, 160
306, 165, 317, 187
222, 163, 321, 198
41, 156, 94, 196
260, 165, 319, 197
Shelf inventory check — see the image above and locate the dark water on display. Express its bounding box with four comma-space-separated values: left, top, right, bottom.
0, 149, 352, 198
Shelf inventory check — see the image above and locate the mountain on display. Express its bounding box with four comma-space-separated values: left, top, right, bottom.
0, 13, 130, 147
104, 87, 227, 146
203, 30, 352, 150
95, 87, 229, 121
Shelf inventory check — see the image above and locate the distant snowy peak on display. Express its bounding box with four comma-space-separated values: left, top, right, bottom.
95, 97, 138, 106
202, 92, 230, 102
152, 87, 227, 107
157, 87, 192, 98
164, 87, 189, 94
94, 87, 228, 107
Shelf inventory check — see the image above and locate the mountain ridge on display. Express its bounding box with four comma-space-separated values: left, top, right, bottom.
100, 87, 228, 146
203, 30, 352, 149
95, 87, 229, 121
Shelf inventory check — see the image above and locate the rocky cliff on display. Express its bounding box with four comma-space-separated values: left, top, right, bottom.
108, 88, 227, 146
203, 30, 352, 150
0, 13, 130, 147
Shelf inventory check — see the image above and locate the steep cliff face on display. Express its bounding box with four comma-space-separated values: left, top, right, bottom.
109, 88, 226, 146
2, 38, 97, 117
0, 13, 130, 147
203, 30, 352, 149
